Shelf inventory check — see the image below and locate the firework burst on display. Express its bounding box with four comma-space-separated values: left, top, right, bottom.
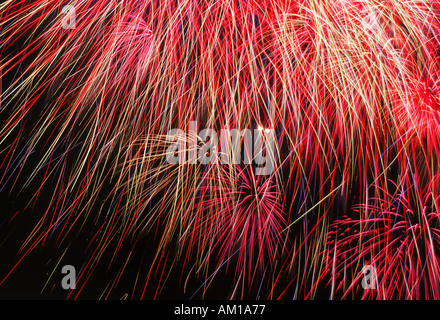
1, 0, 440, 299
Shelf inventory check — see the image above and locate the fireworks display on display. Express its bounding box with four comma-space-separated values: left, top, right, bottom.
1, 0, 440, 300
